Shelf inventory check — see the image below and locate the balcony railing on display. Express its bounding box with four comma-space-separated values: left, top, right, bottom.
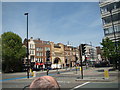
101, 8, 120, 18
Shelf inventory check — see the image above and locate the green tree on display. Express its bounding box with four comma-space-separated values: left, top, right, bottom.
101, 37, 120, 69
1, 32, 26, 72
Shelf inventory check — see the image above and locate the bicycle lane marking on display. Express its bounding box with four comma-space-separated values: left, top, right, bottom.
0, 69, 75, 82
0, 76, 33, 82
0, 71, 61, 82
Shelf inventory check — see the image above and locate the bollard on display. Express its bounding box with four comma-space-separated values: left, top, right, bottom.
76, 67, 78, 74
29, 69, 32, 76
33, 71, 36, 77
104, 69, 109, 79
80, 67, 82, 71
30, 68, 32, 73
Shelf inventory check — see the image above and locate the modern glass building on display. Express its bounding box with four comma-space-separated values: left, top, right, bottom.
99, 0, 120, 41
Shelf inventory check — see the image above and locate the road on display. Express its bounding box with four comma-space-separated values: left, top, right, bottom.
72, 82, 119, 89
1, 68, 85, 89
1, 67, 119, 89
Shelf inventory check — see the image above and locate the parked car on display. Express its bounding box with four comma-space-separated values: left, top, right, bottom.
87, 61, 96, 67
95, 60, 110, 67
94, 61, 101, 67
32, 68, 41, 71
44, 67, 52, 70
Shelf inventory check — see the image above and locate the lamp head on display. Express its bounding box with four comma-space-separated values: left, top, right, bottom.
24, 13, 28, 15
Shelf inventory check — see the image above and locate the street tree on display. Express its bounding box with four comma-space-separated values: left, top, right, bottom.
101, 37, 120, 69
1, 32, 26, 72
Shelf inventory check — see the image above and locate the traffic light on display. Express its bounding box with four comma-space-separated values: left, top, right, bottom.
81, 44, 86, 55
46, 50, 50, 61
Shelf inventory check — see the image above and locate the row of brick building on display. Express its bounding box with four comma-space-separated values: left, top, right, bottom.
23, 37, 102, 69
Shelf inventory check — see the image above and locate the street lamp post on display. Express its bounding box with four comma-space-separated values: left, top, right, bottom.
24, 13, 29, 78
109, 10, 118, 69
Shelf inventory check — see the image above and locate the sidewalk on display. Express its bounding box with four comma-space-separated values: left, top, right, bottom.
60, 67, 118, 82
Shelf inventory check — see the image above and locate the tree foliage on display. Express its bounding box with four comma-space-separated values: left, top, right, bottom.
101, 37, 115, 60
1, 32, 26, 72
101, 37, 120, 69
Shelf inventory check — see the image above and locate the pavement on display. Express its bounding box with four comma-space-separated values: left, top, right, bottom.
29, 66, 119, 82
65, 67, 119, 82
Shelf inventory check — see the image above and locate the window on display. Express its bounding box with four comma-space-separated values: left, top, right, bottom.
104, 25, 120, 35
29, 50, 34, 54
36, 53, 39, 56
39, 58, 43, 63
40, 47, 43, 51
45, 47, 50, 51
30, 44, 32, 48
114, 25, 120, 32
36, 47, 43, 51
113, 3, 117, 9
104, 29, 109, 35
109, 27, 113, 34
101, 7, 108, 13
36, 52, 43, 56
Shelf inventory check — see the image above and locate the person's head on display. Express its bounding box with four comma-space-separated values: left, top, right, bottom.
29, 76, 60, 90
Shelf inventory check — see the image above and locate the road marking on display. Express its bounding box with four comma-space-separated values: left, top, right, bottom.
57, 81, 70, 83
71, 82, 90, 90
0, 76, 33, 82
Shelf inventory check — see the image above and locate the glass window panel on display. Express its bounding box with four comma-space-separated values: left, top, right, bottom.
45, 47, 50, 51
109, 27, 113, 33
104, 29, 109, 34
118, 25, 120, 31
114, 26, 118, 32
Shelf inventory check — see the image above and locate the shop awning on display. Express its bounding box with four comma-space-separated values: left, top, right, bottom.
36, 63, 44, 65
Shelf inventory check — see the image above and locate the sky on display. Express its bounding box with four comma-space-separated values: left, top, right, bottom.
2, 1, 104, 47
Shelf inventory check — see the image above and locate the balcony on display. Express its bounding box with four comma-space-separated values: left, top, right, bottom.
99, 0, 114, 7
103, 20, 120, 28
101, 8, 120, 18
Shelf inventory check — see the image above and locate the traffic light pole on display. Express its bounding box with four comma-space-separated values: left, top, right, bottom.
46, 50, 50, 75
85, 55, 87, 69
79, 45, 83, 79
80, 58, 83, 79
47, 64, 49, 75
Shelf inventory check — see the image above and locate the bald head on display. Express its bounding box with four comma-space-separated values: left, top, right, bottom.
29, 76, 60, 90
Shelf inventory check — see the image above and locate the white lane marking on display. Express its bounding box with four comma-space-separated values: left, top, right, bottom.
71, 82, 90, 90
57, 81, 70, 83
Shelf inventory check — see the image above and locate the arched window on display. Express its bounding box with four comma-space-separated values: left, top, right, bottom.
54, 57, 60, 64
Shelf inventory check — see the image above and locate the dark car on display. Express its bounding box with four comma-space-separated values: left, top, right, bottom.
94, 61, 101, 67
44, 67, 52, 70
101, 60, 110, 67
95, 61, 110, 67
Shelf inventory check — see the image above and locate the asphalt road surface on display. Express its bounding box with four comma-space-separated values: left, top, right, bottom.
71, 82, 119, 89
1, 67, 119, 89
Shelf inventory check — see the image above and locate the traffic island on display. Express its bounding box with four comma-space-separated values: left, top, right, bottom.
75, 77, 118, 82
